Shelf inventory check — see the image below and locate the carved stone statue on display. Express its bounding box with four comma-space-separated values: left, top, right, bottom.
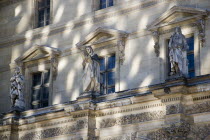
169, 27, 189, 77
82, 46, 100, 93
10, 67, 25, 111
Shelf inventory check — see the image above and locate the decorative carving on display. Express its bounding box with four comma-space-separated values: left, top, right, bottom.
10, 67, 25, 111
196, 19, 205, 47
82, 46, 100, 93
185, 101, 210, 114
152, 31, 160, 57
100, 111, 165, 128
189, 123, 210, 140
20, 120, 87, 140
166, 104, 182, 115
147, 122, 190, 140
168, 27, 189, 77
50, 53, 59, 80
117, 38, 126, 65
0, 135, 9, 140
164, 87, 171, 94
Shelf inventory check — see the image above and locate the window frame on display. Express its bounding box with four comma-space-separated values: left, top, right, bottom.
33, 0, 52, 29
31, 70, 50, 109
99, 0, 114, 9
24, 62, 53, 110
99, 54, 116, 95
92, 0, 115, 11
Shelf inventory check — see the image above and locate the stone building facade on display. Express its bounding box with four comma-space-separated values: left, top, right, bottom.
0, 0, 210, 139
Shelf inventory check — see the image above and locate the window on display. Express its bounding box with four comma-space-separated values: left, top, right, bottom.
37, 0, 50, 27
100, 0, 113, 9
186, 36, 195, 78
31, 70, 50, 109
100, 55, 115, 94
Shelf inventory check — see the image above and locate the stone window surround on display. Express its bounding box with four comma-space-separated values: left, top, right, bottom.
76, 27, 128, 93
147, 6, 209, 81
79, 41, 121, 93
32, 0, 53, 29
14, 45, 61, 110
25, 63, 53, 109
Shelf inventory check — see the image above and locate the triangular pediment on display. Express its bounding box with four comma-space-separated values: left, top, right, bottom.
15, 45, 61, 63
147, 6, 208, 30
76, 27, 128, 49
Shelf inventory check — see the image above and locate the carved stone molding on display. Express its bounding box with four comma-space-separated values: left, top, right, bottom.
196, 19, 205, 47
185, 101, 210, 114
0, 135, 9, 140
20, 119, 87, 140
100, 110, 165, 128
96, 103, 165, 117
189, 123, 210, 140
166, 104, 183, 115
147, 122, 190, 140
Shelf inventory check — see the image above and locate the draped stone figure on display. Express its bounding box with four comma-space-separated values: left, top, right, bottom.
169, 27, 189, 77
10, 67, 25, 110
82, 46, 100, 93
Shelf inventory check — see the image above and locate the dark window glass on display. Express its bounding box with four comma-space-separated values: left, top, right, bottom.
108, 72, 115, 85
187, 36, 195, 78
108, 0, 114, 7
44, 70, 50, 84
31, 70, 50, 109
33, 72, 42, 86
38, 0, 45, 8
108, 55, 115, 69
33, 104, 39, 109
42, 102, 48, 107
189, 71, 195, 78
37, 0, 50, 27
100, 0, 113, 9
46, 0, 50, 6
100, 73, 105, 84
100, 0, 106, 9
108, 87, 115, 94
100, 58, 105, 71
42, 87, 49, 99
186, 37, 194, 51
32, 89, 40, 101
100, 55, 115, 94
187, 54, 194, 70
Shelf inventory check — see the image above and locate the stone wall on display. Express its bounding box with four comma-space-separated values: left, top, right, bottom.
0, 0, 210, 115
0, 76, 210, 139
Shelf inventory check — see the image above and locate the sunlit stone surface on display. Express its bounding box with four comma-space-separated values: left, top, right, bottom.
0, 0, 210, 139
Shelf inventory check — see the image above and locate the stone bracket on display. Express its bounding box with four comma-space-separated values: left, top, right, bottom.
195, 18, 205, 47
151, 30, 160, 57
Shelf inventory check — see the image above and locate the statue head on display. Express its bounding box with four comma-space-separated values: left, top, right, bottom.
14, 67, 21, 75
175, 27, 182, 34
85, 46, 94, 56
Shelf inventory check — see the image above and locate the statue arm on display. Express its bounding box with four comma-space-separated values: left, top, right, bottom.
182, 36, 189, 51
168, 37, 173, 49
